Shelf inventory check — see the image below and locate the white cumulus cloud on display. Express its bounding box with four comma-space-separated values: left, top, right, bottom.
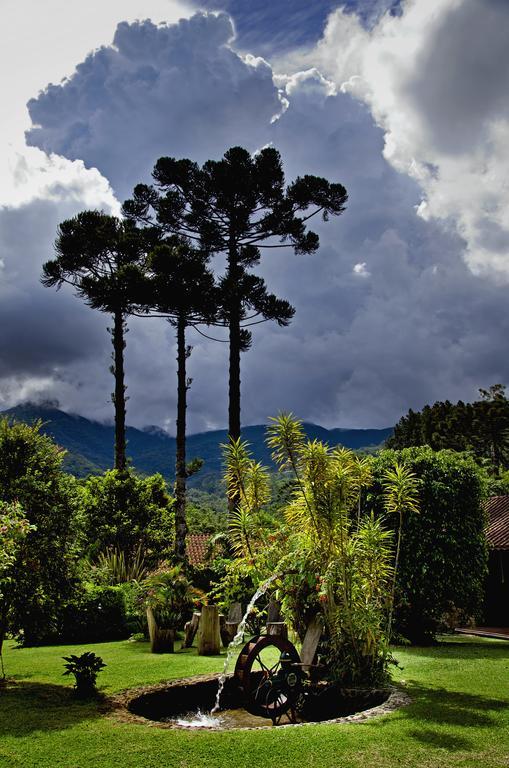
314, 0, 509, 279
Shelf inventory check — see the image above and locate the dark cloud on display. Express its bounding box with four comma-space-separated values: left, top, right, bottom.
26, 12, 280, 199
407, 0, 509, 153
9, 12, 509, 432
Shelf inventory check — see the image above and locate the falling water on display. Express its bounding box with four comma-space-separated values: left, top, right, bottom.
211, 573, 279, 714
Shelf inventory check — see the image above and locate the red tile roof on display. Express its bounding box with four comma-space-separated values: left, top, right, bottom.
186, 533, 211, 566
487, 496, 509, 550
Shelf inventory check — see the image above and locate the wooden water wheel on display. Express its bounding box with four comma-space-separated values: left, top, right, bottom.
234, 635, 304, 724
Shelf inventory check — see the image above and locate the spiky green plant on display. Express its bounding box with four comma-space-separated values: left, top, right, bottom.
96, 544, 147, 584
222, 438, 271, 558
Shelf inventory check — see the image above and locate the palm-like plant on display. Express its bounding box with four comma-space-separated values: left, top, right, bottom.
223, 438, 271, 558
382, 463, 420, 641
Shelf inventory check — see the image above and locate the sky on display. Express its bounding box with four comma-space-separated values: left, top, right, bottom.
1, 0, 508, 434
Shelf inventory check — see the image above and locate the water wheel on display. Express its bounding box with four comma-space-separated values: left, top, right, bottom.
234, 635, 304, 724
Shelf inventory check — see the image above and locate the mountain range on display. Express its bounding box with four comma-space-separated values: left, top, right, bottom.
0, 402, 393, 485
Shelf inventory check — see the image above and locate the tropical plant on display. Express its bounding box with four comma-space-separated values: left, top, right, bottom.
267, 414, 396, 685
63, 652, 106, 699
219, 414, 404, 686
96, 544, 147, 584
382, 463, 420, 641
142, 564, 205, 630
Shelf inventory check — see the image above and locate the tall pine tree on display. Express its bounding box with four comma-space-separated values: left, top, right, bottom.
123, 146, 348, 444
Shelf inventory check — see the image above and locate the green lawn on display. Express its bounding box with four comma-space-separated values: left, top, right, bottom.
1, 636, 508, 768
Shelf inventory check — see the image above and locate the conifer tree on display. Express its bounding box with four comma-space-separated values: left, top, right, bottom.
132, 237, 218, 560
123, 146, 348, 445
42, 211, 147, 471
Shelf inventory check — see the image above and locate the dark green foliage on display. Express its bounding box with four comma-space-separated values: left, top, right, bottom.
186, 490, 227, 533
369, 446, 488, 644
0, 418, 80, 646
63, 651, 106, 698
388, 385, 509, 471
80, 470, 174, 565
142, 565, 201, 630
59, 585, 130, 644
123, 145, 347, 443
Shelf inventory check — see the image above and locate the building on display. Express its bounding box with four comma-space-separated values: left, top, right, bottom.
484, 496, 509, 625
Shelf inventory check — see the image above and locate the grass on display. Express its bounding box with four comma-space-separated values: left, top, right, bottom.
0, 635, 508, 768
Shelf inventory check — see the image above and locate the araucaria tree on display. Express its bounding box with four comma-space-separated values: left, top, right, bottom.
42, 211, 147, 471
123, 146, 348, 443
133, 237, 218, 560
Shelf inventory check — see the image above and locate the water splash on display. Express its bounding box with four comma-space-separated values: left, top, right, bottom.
170, 709, 224, 729
211, 573, 278, 713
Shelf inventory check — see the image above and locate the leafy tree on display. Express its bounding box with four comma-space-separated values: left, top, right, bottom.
42, 211, 149, 471
0, 418, 80, 645
123, 146, 347, 449
369, 446, 488, 643
80, 470, 173, 565
131, 238, 218, 561
0, 502, 34, 674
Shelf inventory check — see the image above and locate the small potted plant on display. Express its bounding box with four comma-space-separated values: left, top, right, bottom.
142, 564, 202, 653
63, 652, 106, 698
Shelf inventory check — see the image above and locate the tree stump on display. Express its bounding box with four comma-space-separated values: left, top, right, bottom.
225, 622, 239, 643
228, 602, 243, 623
267, 621, 288, 640
219, 613, 231, 648
147, 607, 175, 653
197, 605, 221, 655
184, 611, 201, 648
300, 616, 324, 670
267, 599, 282, 624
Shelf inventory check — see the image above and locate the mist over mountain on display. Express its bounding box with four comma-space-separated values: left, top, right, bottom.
1, 402, 393, 485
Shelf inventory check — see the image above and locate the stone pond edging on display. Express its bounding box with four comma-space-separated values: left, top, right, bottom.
106, 673, 412, 731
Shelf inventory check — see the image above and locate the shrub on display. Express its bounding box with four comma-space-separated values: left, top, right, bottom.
369, 446, 488, 643
58, 584, 133, 643
0, 418, 81, 646
63, 652, 106, 699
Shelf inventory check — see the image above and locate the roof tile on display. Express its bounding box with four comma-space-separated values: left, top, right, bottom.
487, 496, 509, 550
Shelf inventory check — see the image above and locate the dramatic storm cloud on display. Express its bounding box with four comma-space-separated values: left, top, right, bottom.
26, 13, 280, 199
1, 2, 508, 432
315, 0, 509, 278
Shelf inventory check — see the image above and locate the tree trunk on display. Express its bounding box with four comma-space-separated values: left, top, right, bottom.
111, 309, 127, 472
227, 240, 241, 515
174, 314, 188, 562
228, 309, 241, 444
0, 595, 11, 679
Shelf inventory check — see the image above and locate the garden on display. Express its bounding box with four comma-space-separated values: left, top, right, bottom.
1, 145, 509, 767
